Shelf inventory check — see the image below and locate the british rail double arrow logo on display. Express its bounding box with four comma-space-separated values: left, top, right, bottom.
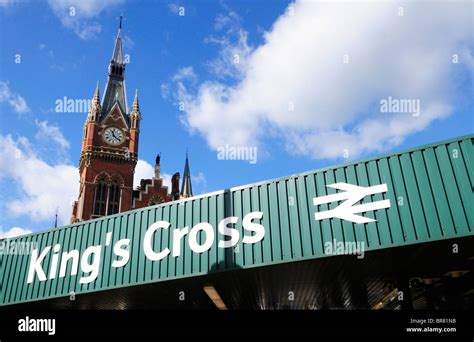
313, 183, 391, 224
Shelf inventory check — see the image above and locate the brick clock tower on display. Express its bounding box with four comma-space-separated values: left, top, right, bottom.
71, 19, 193, 223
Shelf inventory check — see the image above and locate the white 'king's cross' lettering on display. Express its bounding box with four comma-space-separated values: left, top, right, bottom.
313, 183, 391, 224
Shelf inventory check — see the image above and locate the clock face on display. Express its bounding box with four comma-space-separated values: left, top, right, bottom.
103, 127, 125, 145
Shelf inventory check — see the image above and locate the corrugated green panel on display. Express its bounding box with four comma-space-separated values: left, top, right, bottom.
216, 193, 225, 271
422, 149, 454, 237
136, 211, 144, 281
268, 182, 282, 261
356, 163, 378, 247
345, 165, 366, 246
460, 139, 474, 187
117, 217, 126, 281
436, 144, 469, 234
192, 198, 200, 273
242, 188, 252, 264
122, 214, 134, 285
316, 172, 332, 251
258, 185, 272, 263
1, 134, 473, 306
207, 197, 217, 272
201, 197, 210, 273
336, 167, 356, 246
296, 176, 314, 257
9, 237, 24, 302
378, 159, 404, 245
368, 160, 391, 246
287, 177, 303, 259
251, 185, 263, 264
327, 168, 344, 246
278, 181, 291, 260
234, 190, 243, 267
143, 209, 152, 282
449, 142, 474, 228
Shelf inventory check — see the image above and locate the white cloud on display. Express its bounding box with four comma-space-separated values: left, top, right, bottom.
0, 0, 18, 8
35, 120, 70, 150
161, 83, 170, 99
175, 1, 473, 160
204, 11, 253, 80
161, 173, 172, 191
172, 66, 197, 82
134, 159, 172, 191
134, 159, 154, 188
123, 35, 134, 50
0, 81, 30, 113
191, 172, 206, 194
168, 3, 180, 15
0, 227, 32, 239
47, 0, 124, 40
0, 134, 78, 225
214, 11, 241, 32
162, 67, 197, 102
191, 172, 206, 186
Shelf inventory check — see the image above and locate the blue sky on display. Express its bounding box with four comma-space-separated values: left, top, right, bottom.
0, 0, 472, 236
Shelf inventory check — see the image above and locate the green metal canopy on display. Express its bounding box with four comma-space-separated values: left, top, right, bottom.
1, 134, 472, 307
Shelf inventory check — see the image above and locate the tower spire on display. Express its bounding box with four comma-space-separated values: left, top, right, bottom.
180, 151, 193, 198
100, 16, 128, 123
112, 20, 124, 64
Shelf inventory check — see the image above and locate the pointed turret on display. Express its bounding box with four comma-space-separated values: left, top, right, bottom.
88, 81, 101, 122
131, 89, 140, 113
130, 89, 141, 129
180, 151, 193, 198
100, 16, 128, 123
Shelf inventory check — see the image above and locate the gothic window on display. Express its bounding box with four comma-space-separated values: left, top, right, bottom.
107, 174, 123, 215
107, 180, 121, 215
93, 177, 107, 216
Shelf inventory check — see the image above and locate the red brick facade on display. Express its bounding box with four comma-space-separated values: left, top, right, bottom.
133, 177, 170, 208
70, 89, 177, 223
